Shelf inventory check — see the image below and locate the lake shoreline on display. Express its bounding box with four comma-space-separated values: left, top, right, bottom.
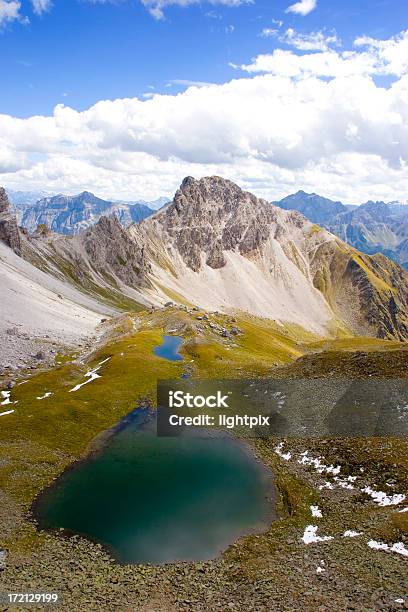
30, 403, 278, 566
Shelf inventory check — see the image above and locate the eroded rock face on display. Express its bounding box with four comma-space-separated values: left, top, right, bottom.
150, 176, 280, 271
82, 215, 151, 287
0, 188, 21, 254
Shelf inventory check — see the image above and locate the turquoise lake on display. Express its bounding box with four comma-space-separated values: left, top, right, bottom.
33, 410, 275, 564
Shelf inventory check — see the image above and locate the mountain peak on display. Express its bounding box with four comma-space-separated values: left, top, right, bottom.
276, 190, 346, 224
79, 190, 96, 199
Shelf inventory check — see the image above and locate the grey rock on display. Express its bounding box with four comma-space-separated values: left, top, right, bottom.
0, 549, 7, 570
0, 187, 21, 254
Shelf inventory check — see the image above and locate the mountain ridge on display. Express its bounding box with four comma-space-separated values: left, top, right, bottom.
274, 191, 408, 268
3, 177, 408, 341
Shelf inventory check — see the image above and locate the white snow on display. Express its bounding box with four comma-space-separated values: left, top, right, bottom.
69, 357, 110, 393
368, 540, 408, 557
302, 525, 334, 544
275, 442, 292, 461
333, 476, 355, 490
398, 507, 408, 513
1, 391, 12, 406
310, 505, 323, 518
343, 530, 362, 538
319, 481, 334, 490
362, 486, 406, 507
36, 392, 53, 400
395, 598, 405, 604
0, 409, 14, 417
298, 451, 341, 475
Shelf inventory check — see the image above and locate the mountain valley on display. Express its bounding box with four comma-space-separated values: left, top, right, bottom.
1, 177, 408, 611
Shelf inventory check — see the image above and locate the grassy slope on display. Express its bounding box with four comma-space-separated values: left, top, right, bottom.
0, 308, 404, 510
1, 307, 407, 609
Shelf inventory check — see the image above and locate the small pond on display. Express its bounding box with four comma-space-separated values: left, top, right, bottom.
153, 335, 184, 361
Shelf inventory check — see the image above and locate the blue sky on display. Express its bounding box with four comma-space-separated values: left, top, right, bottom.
0, 0, 407, 203
1, 0, 406, 117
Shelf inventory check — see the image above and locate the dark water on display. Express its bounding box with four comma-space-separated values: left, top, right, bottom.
33, 411, 274, 564
153, 335, 184, 361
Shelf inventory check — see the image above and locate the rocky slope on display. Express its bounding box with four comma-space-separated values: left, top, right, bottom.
327, 200, 408, 268
3, 176, 408, 341
0, 192, 115, 370
19, 191, 156, 235
22, 176, 408, 341
135, 177, 408, 340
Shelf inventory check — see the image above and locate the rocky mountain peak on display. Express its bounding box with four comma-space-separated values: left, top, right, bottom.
0, 187, 21, 254
359, 200, 390, 219
143, 176, 286, 272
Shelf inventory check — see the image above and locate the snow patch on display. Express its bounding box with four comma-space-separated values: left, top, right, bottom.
298, 451, 340, 475
275, 442, 291, 461
343, 530, 362, 538
302, 525, 334, 544
0, 410, 14, 417
368, 540, 408, 557
362, 486, 406, 507
36, 392, 53, 400
69, 357, 110, 393
310, 505, 322, 518
1, 391, 18, 406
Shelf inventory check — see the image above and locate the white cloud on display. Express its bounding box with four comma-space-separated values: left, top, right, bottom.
261, 28, 279, 38
0, 0, 21, 26
286, 0, 317, 17
236, 49, 379, 78
281, 28, 340, 51
2, 31, 408, 204
167, 79, 214, 88
260, 27, 340, 51
238, 30, 408, 78
30, 0, 52, 15
354, 30, 408, 77
140, 0, 250, 20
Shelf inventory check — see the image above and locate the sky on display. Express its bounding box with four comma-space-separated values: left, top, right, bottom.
0, 0, 408, 203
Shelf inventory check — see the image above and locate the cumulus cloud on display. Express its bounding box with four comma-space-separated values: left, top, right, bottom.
238, 30, 408, 78
286, 0, 317, 17
2, 30, 408, 203
0, 0, 21, 26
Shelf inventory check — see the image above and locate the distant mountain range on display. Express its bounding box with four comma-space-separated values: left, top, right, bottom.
6, 187, 408, 270
3, 176, 408, 342
274, 191, 408, 269
6, 189, 168, 235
